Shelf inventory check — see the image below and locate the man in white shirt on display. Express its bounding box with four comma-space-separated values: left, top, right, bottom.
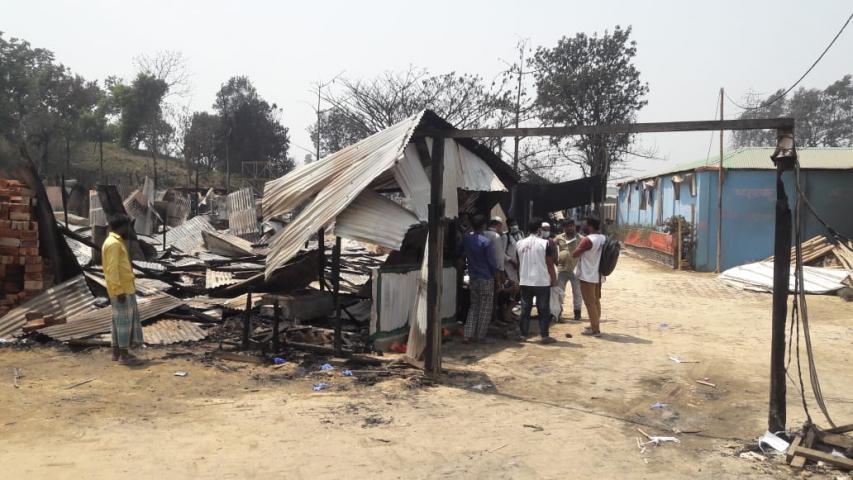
516, 219, 558, 344
572, 217, 606, 337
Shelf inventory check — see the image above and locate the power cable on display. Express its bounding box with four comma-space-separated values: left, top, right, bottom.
726, 11, 853, 111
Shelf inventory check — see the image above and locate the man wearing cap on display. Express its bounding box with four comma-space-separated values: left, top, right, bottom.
555, 219, 583, 321
102, 213, 145, 365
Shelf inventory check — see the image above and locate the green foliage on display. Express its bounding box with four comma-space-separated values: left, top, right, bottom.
733, 76, 853, 148
213, 76, 291, 174
110, 73, 169, 149
531, 25, 648, 190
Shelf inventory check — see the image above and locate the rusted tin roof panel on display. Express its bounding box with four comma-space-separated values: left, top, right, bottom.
0, 276, 98, 338
165, 215, 216, 253
143, 319, 207, 345
40, 293, 184, 341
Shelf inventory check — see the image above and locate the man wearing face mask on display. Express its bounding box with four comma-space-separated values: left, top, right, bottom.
555, 219, 583, 321
102, 214, 144, 365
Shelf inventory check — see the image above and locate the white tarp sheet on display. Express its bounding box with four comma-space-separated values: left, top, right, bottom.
720, 261, 850, 294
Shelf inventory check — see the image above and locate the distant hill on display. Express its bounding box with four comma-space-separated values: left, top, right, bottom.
0, 140, 246, 190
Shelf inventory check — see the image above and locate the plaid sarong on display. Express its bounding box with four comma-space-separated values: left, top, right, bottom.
111, 294, 144, 348
465, 278, 495, 339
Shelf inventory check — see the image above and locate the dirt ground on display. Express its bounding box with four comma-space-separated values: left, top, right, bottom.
1, 253, 852, 479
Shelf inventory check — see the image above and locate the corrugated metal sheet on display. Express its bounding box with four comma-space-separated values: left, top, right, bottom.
166, 192, 190, 227
623, 147, 853, 183
333, 190, 420, 250
392, 143, 430, 221
89, 190, 106, 227
40, 293, 184, 341
143, 319, 207, 345
263, 113, 424, 278
371, 263, 456, 335
458, 143, 508, 192
165, 215, 215, 253
83, 271, 167, 297
65, 236, 92, 267
202, 230, 255, 257
0, 276, 98, 338
227, 188, 259, 240
123, 189, 155, 235
46, 186, 64, 211
205, 269, 238, 289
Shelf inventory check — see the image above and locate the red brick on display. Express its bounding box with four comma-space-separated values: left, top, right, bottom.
0, 246, 18, 256
0, 220, 10, 229
25, 256, 42, 265
24, 280, 43, 290
20, 247, 38, 256
25, 311, 44, 320
9, 212, 31, 221
22, 320, 46, 333
20, 240, 38, 248
0, 238, 21, 247
0, 228, 18, 238
19, 231, 38, 241
24, 263, 42, 273
24, 272, 43, 281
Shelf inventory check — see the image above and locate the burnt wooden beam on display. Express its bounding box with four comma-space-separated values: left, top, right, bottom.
424, 136, 445, 377
416, 118, 795, 139
332, 236, 343, 356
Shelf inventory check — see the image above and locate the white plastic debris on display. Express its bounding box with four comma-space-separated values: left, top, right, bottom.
758, 431, 790, 453
641, 436, 681, 446
739, 451, 767, 461
650, 402, 668, 409
174, 371, 189, 377
669, 356, 682, 364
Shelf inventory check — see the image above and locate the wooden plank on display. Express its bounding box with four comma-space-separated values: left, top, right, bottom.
789, 445, 853, 471
827, 424, 853, 434
416, 118, 795, 139
212, 351, 266, 364
820, 432, 853, 450
790, 430, 815, 468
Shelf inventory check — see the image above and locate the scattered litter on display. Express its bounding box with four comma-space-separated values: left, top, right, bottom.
470, 383, 490, 391
669, 354, 699, 364
650, 402, 668, 410
313, 382, 330, 392
644, 436, 680, 446
12, 368, 21, 389
831, 450, 849, 459
489, 444, 508, 453
0, 339, 7, 345
523, 424, 544, 432
659, 323, 669, 329
739, 451, 767, 461
342, 369, 353, 377
696, 379, 717, 388
320, 363, 334, 371
174, 371, 189, 377
273, 357, 286, 365
758, 431, 790, 453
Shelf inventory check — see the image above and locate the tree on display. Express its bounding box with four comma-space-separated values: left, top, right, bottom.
309, 67, 512, 157
56, 74, 101, 174
531, 25, 649, 205
81, 83, 117, 181
0, 32, 69, 171
213, 76, 292, 187
732, 75, 853, 148
111, 73, 169, 149
133, 50, 190, 98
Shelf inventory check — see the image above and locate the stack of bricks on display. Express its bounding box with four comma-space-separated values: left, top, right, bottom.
0, 178, 53, 318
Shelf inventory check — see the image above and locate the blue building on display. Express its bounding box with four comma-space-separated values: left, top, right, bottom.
616, 147, 853, 272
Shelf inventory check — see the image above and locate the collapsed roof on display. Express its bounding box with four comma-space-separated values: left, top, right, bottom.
262, 109, 518, 278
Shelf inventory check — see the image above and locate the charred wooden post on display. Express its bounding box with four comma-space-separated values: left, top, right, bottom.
61, 174, 69, 229
242, 289, 253, 350
318, 228, 325, 291
272, 300, 281, 352
769, 130, 796, 433
332, 236, 343, 355
425, 136, 446, 376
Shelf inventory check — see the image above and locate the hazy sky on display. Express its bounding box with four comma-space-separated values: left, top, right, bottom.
5, 0, 852, 179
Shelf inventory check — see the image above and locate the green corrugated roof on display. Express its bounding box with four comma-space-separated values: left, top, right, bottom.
621, 147, 853, 183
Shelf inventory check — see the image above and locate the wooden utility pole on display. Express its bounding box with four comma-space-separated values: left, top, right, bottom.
716, 88, 724, 273
424, 137, 445, 377
769, 131, 795, 433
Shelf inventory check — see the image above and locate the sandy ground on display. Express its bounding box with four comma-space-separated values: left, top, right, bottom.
1, 254, 852, 479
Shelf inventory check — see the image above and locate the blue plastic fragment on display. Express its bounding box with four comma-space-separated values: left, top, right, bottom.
320, 363, 334, 371
342, 369, 353, 377
273, 357, 285, 365
313, 382, 330, 392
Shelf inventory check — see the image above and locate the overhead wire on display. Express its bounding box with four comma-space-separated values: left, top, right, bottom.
725, 10, 853, 111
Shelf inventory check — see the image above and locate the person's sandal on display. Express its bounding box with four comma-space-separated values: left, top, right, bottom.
581, 327, 602, 337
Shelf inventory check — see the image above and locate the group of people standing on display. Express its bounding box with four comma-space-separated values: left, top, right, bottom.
458, 214, 606, 345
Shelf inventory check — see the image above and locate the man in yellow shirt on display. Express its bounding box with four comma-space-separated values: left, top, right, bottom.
102, 214, 144, 365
